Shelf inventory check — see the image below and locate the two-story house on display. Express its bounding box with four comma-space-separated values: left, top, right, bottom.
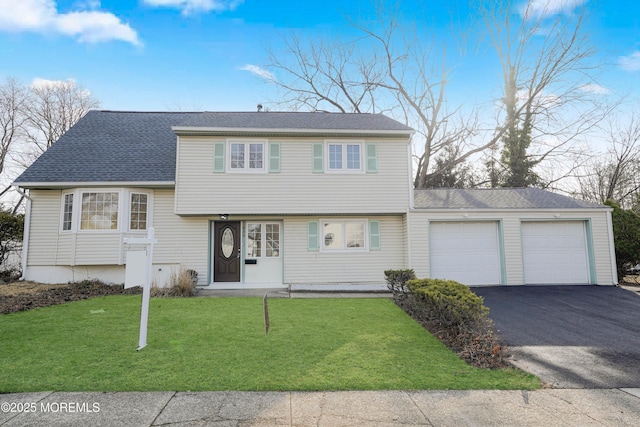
13, 110, 618, 289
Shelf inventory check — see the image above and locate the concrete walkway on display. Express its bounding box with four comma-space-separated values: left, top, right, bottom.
2, 389, 640, 426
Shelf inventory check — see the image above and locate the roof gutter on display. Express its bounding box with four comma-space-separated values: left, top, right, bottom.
172, 126, 414, 137
13, 186, 32, 281
13, 181, 175, 189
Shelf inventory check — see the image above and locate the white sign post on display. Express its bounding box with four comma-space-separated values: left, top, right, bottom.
124, 227, 157, 351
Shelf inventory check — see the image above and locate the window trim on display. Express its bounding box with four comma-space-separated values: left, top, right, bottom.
325, 140, 365, 173
60, 191, 75, 232
226, 139, 268, 173
59, 189, 152, 234
79, 191, 121, 232
128, 192, 151, 232
246, 221, 281, 259
319, 219, 369, 252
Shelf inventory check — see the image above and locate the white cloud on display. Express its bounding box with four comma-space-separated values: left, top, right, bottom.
619, 51, 640, 72
520, 0, 587, 19
30, 78, 92, 96
579, 84, 611, 95
143, 0, 244, 15
240, 65, 276, 82
0, 0, 140, 46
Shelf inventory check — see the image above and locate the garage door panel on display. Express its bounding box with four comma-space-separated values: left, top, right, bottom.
522, 222, 589, 285
430, 222, 501, 286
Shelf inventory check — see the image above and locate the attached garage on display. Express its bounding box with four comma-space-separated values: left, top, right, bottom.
522, 221, 590, 284
410, 188, 617, 286
430, 221, 502, 285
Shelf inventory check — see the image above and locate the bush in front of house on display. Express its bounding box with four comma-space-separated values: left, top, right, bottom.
383, 269, 416, 300
151, 268, 197, 297
398, 277, 506, 369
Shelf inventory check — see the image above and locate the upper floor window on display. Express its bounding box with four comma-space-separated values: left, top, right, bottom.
327, 142, 363, 172
229, 141, 265, 172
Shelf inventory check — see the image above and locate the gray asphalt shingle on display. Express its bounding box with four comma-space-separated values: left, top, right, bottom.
175, 111, 414, 131
413, 188, 606, 209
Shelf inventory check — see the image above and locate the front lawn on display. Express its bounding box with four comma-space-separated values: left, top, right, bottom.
0, 296, 538, 392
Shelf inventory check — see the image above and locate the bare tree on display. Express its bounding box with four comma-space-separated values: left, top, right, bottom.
477, 0, 610, 188
0, 78, 29, 179
266, 2, 480, 188
265, 1, 606, 189
577, 112, 640, 210
0, 78, 99, 210
19, 79, 99, 165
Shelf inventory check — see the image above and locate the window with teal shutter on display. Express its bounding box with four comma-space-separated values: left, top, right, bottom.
366, 143, 378, 173
312, 143, 324, 173
369, 220, 381, 250
269, 142, 280, 173
308, 221, 319, 251
213, 142, 225, 172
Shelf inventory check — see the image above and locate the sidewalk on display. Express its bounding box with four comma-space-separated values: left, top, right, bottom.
2, 388, 640, 426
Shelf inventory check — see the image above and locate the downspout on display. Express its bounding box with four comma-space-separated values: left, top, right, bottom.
13, 186, 32, 281
606, 209, 619, 285
406, 136, 414, 269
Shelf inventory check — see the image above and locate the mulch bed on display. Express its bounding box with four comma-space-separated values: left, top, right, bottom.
0, 280, 141, 315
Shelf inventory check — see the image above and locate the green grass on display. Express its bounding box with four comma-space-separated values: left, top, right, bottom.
0, 296, 539, 392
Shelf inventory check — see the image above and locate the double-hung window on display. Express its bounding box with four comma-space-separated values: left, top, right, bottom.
327, 142, 362, 172
229, 141, 266, 172
247, 222, 281, 258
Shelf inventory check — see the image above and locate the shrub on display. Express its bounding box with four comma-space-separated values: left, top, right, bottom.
399, 278, 507, 369
384, 269, 416, 300
605, 200, 640, 282
407, 278, 489, 330
151, 268, 197, 297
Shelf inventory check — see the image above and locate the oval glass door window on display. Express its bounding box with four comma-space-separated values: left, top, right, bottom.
221, 227, 234, 258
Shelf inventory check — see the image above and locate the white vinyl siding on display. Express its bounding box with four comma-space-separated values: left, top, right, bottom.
285, 216, 405, 285
175, 136, 411, 215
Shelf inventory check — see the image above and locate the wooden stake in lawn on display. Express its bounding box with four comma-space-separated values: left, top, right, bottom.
123, 227, 157, 351
263, 292, 270, 335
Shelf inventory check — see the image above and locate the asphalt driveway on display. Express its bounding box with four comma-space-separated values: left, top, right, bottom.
473, 285, 640, 388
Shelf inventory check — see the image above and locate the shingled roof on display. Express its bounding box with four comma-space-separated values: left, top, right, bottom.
14, 110, 412, 186
174, 111, 414, 132
414, 188, 606, 209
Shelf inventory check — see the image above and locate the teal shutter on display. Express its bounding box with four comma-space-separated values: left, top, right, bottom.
213, 142, 225, 172
312, 143, 324, 173
308, 221, 319, 251
366, 143, 378, 173
269, 142, 281, 173
369, 220, 380, 250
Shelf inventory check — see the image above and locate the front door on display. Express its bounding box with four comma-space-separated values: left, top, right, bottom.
214, 221, 241, 282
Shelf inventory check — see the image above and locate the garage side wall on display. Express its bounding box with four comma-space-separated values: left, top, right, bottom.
408, 210, 615, 286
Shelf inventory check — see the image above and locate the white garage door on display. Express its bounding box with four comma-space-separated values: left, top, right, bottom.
430, 222, 501, 285
522, 221, 589, 284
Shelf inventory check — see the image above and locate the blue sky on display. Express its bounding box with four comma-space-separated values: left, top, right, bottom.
0, 0, 638, 113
